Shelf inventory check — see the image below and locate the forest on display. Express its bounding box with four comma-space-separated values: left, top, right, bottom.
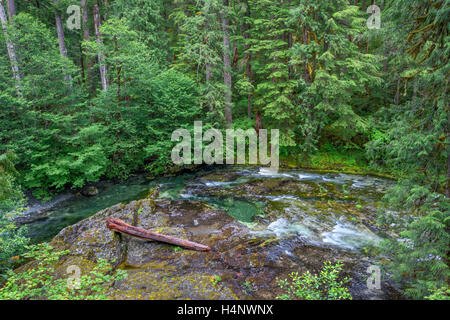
0, 0, 448, 301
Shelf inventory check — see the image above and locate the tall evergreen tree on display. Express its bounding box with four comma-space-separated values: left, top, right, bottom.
0, 0, 21, 95
366, 0, 449, 299
245, 0, 296, 145
290, 1, 382, 152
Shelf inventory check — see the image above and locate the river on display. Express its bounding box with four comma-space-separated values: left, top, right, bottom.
20, 166, 394, 251
16, 166, 401, 299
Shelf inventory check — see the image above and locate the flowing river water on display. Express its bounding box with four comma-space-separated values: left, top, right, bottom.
17, 166, 401, 299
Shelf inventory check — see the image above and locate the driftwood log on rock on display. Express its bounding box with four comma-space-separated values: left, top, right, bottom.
106, 218, 211, 252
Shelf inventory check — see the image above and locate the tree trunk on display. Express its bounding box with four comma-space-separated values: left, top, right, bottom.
79, 41, 84, 81
206, 62, 212, 84
106, 218, 211, 252
221, 0, 232, 128
447, 135, 449, 198
447, 81, 450, 198
205, 62, 213, 112
255, 110, 262, 136
53, 0, 72, 83
0, 0, 21, 95
204, 15, 213, 112
81, 0, 95, 92
232, 42, 238, 67
6, 0, 15, 20
247, 60, 252, 119
395, 78, 401, 105
366, 0, 375, 53
243, 0, 252, 119
303, 25, 310, 83
53, 0, 68, 58
94, 4, 108, 91
81, 0, 89, 41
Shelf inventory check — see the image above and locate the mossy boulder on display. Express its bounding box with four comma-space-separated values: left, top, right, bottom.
19, 183, 395, 300
81, 186, 99, 197
186, 177, 322, 199
34, 198, 247, 299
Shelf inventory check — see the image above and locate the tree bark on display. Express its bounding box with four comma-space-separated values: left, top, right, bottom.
53, 0, 72, 83
446, 81, 450, 198
106, 218, 211, 251
94, 4, 108, 91
80, 0, 95, 91
303, 25, 311, 83
204, 15, 213, 112
53, 1, 68, 59
0, 0, 21, 95
81, 0, 89, 41
221, 0, 232, 128
206, 62, 212, 84
255, 110, 262, 136
246, 56, 252, 119
366, 0, 375, 53
6, 0, 15, 20
243, 0, 252, 119
205, 62, 213, 112
444, 80, 450, 198
395, 78, 401, 105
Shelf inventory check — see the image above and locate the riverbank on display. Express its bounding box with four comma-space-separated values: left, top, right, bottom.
16, 149, 397, 232
280, 150, 397, 180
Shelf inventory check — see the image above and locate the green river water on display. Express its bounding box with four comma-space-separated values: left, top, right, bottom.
21, 166, 395, 252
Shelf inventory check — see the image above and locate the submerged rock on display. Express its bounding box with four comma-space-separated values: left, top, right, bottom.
81, 186, 99, 197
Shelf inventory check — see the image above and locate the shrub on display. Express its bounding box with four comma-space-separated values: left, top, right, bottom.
277, 261, 352, 300
0, 243, 127, 300
0, 151, 29, 278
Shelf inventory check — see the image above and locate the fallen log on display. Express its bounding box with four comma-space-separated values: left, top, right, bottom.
106, 218, 211, 252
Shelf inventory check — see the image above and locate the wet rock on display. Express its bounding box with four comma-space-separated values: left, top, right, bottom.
187, 177, 322, 200
81, 186, 99, 197
199, 171, 241, 183
32, 199, 245, 299
18, 168, 398, 300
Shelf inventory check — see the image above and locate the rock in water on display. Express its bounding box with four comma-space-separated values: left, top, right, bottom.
81, 186, 99, 197
17, 196, 397, 300
42, 198, 243, 300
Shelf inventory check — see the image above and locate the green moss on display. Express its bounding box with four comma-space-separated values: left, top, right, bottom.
280, 151, 397, 180
109, 271, 239, 300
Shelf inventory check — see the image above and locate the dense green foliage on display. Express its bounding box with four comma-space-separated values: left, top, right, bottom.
0, 243, 127, 300
0, 151, 23, 208
0, 151, 28, 278
0, 0, 448, 299
277, 261, 352, 300
0, 5, 200, 194
367, 0, 450, 299
0, 217, 28, 279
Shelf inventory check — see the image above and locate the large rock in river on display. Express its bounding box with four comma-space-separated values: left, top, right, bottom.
36, 196, 394, 300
